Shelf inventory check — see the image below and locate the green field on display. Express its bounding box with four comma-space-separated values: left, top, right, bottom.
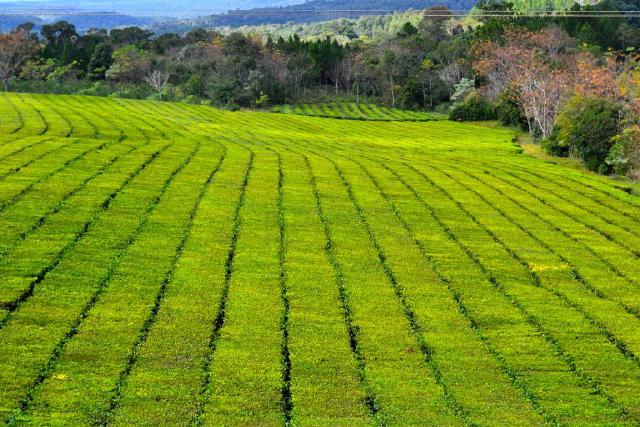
271, 102, 446, 121
1, 92, 640, 425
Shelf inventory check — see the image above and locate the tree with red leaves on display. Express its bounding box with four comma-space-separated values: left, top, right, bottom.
472, 27, 575, 138
0, 29, 38, 91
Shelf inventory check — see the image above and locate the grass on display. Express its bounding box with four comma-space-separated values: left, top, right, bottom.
0, 92, 639, 425
271, 101, 446, 122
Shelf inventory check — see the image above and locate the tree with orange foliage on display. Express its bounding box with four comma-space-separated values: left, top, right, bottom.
573, 52, 624, 102
472, 26, 574, 138
0, 29, 38, 91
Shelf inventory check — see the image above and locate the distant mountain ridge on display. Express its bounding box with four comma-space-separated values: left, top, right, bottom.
0, 0, 306, 17
0, 0, 307, 32
0, 4, 155, 32
157, 0, 477, 32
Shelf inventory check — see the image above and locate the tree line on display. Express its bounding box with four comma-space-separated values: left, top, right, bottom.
0, 9, 465, 108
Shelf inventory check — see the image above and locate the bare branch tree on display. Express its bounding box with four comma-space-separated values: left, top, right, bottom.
514, 66, 570, 138
145, 69, 170, 99
472, 28, 575, 138
439, 61, 466, 97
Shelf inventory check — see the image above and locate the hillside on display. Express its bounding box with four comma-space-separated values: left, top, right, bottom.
0, 93, 639, 424
157, 0, 476, 32
0, 0, 305, 31
154, 9, 425, 40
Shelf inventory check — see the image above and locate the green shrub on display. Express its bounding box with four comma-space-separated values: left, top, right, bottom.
450, 93, 497, 121
541, 128, 570, 157
434, 102, 452, 115
546, 96, 622, 172
496, 100, 528, 131
77, 81, 111, 97
607, 126, 640, 179
109, 84, 153, 100
181, 95, 200, 105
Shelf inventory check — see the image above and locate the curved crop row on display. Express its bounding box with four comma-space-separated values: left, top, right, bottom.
271, 101, 446, 121
0, 93, 638, 425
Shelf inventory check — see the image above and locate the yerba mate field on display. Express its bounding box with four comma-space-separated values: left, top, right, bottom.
1, 92, 640, 426
271, 102, 446, 121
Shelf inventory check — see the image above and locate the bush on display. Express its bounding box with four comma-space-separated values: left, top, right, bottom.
545, 96, 622, 172
434, 102, 452, 115
77, 81, 111, 97
607, 126, 640, 179
180, 95, 201, 105
496, 100, 528, 130
109, 84, 152, 100
541, 128, 570, 157
9, 78, 89, 95
449, 93, 497, 121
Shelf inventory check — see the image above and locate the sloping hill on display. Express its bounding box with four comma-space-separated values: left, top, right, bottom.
0, 0, 306, 18
166, 0, 476, 30
0, 93, 639, 425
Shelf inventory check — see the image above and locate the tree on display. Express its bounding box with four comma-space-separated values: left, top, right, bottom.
515, 65, 570, 138
337, 51, 360, 98
473, 27, 575, 138
261, 50, 291, 103
451, 78, 475, 102
88, 43, 112, 80
105, 45, 151, 84
110, 27, 153, 47
439, 60, 466, 97
352, 53, 367, 103
0, 29, 38, 91
383, 50, 398, 106
419, 58, 437, 109
288, 52, 313, 97
573, 52, 623, 101
16, 22, 37, 40
40, 21, 78, 65
607, 126, 640, 178
550, 96, 622, 171
397, 22, 418, 38
328, 59, 343, 96
418, 6, 453, 42
145, 69, 170, 99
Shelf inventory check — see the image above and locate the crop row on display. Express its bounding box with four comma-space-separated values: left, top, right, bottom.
271, 102, 445, 121
0, 93, 639, 425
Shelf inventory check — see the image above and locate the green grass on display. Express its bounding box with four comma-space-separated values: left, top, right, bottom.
0, 93, 639, 425
271, 101, 446, 122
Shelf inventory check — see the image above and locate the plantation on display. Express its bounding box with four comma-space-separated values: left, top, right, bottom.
0, 92, 639, 425
271, 102, 446, 121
